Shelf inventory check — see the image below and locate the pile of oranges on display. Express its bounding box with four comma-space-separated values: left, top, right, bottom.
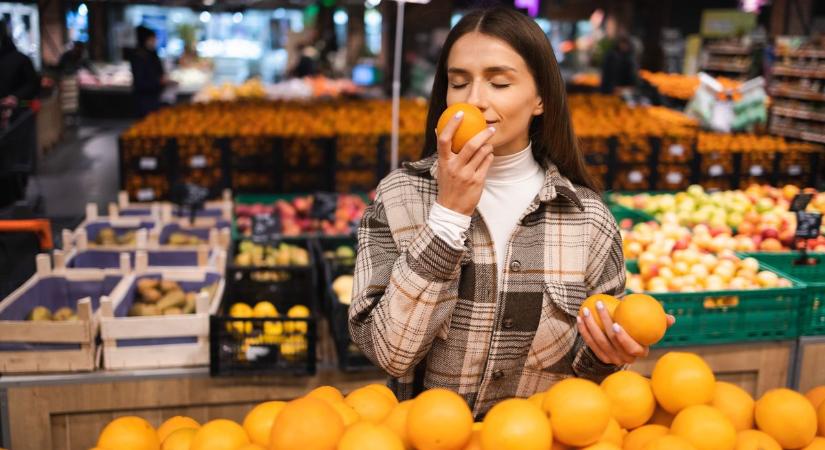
568, 94, 698, 139
91, 346, 825, 450
639, 71, 742, 100
697, 132, 822, 153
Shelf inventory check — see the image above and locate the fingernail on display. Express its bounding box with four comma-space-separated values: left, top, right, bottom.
487, 127, 496, 133
455, 111, 464, 119
596, 301, 604, 311
582, 307, 590, 318
613, 323, 622, 333
576, 316, 581, 324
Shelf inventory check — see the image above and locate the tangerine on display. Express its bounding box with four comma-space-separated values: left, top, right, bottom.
269, 397, 344, 450
436, 103, 488, 153
600, 371, 655, 429
613, 294, 667, 346
480, 398, 552, 450
754, 388, 817, 449
407, 388, 474, 450
97, 416, 160, 450
650, 352, 715, 414
542, 378, 611, 447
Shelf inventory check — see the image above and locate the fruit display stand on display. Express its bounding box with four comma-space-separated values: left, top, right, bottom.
98, 255, 226, 371
115, 190, 234, 222
0, 253, 124, 374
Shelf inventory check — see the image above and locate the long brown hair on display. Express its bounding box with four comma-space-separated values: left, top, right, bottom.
421, 7, 599, 191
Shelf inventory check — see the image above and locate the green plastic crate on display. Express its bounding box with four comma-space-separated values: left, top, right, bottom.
626, 261, 804, 347
609, 204, 657, 227
742, 252, 825, 336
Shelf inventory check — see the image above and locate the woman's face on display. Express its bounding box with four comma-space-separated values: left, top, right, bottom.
446, 32, 543, 156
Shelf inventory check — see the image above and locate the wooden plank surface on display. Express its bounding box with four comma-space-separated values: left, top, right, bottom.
101, 315, 208, 340
0, 348, 95, 373
0, 320, 89, 343
797, 338, 825, 393
103, 343, 208, 370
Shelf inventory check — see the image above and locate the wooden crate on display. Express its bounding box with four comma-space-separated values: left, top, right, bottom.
0, 254, 125, 374
99, 256, 226, 370
795, 337, 825, 393
117, 190, 234, 224
630, 341, 793, 397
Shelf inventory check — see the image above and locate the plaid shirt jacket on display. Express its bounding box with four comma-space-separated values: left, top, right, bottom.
349, 154, 626, 417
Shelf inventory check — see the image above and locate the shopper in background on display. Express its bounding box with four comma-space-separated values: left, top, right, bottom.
0, 20, 40, 128
130, 26, 170, 117
600, 35, 638, 95
57, 41, 93, 126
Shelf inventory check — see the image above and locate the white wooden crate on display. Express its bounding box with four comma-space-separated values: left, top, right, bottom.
0, 254, 125, 373
99, 256, 226, 370
116, 189, 233, 226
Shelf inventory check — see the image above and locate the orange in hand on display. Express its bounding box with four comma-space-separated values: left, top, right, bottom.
436, 103, 487, 153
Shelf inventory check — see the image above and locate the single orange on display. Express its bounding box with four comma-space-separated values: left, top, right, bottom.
597, 418, 624, 446
97, 416, 160, 450
480, 398, 552, 450
269, 397, 343, 450
338, 421, 405, 450
190, 419, 249, 450
755, 388, 817, 449
735, 430, 781, 450
600, 371, 655, 429
670, 405, 737, 450
383, 400, 414, 448
613, 294, 667, 346
642, 435, 697, 450
344, 386, 396, 423
806, 386, 825, 410
711, 382, 754, 432
650, 352, 715, 414
622, 425, 669, 450
579, 294, 620, 332
436, 103, 488, 153
463, 423, 483, 450
528, 392, 545, 408
542, 378, 611, 447
365, 383, 399, 405
157, 416, 200, 443
160, 428, 197, 450
407, 388, 474, 450
646, 405, 674, 427
242, 401, 286, 447
330, 400, 361, 427
306, 386, 345, 404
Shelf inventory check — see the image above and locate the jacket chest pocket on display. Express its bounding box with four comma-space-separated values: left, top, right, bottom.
524, 280, 587, 370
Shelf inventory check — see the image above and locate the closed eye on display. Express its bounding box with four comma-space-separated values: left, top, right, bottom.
491, 83, 510, 89
450, 83, 469, 89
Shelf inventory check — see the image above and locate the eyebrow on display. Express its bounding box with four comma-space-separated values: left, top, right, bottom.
447, 66, 518, 75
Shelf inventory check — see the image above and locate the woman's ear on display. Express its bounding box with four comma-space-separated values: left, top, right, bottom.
533, 96, 544, 116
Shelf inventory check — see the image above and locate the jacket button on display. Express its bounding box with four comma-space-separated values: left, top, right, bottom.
510, 260, 521, 272
493, 370, 504, 380
503, 318, 514, 329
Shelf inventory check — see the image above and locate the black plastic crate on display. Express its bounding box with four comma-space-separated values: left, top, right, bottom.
226, 238, 318, 313
312, 236, 357, 316
209, 294, 317, 376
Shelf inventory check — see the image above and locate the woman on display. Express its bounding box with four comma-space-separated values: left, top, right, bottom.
349, 7, 671, 418
130, 26, 170, 117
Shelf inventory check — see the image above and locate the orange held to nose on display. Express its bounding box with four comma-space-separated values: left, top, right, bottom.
437, 103, 488, 154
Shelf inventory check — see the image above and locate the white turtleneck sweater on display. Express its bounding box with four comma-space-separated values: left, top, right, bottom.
428, 143, 545, 281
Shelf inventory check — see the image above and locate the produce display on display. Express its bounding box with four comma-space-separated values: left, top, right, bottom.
95, 227, 139, 246
233, 241, 310, 267
91, 350, 825, 450
26, 305, 77, 321
235, 194, 368, 237
166, 232, 206, 246
129, 278, 218, 317
193, 77, 360, 103
640, 70, 742, 100
224, 302, 311, 362
331, 275, 354, 305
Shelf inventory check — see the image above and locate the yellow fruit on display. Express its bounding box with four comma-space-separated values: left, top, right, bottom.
670, 405, 736, 450
190, 419, 249, 450
646, 405, 674, 427
253, 301, 278, 317
157, 416, 200, 443
338, 421, 405, 450
269, 397, 344, 450
235, 445, 266, 450
581, 444, 620, 450
651, 352, 715, 414
344, 386, 396, 423
528, 392, 545, 408
366, 383, 399, 405
97, 416, 160, 450
161, 428, 196, 450
542, 378, 611, 447
802, 437, 825, 450
755, 388, 817, 449
330, 401, 361, 427
579, 294, 621, 332
243, 401, 286, 447
819, 400, 825, 437
436, 103, 488, 153
600, 371, 655, 429
735, 430, 781, 450
480, 398, 552, 450
613, 294, 667, 346
711, 382, 754, 432
805, 386, 825, 410
642, 435, 697, 450
622, 425, 669, 450
306, 385, 345, 404
228, 302, 253, 334
463, 423, 483, 450
285, 304, 310, 334
407, 388, 474, 450
598, 418, 624, 446
383, 400, 414, 448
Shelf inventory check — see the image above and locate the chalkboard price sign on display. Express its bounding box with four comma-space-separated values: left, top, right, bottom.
310, 192, 338, 221
796, 211, 823, 240
251, 213, 282, 243
790, 194, 814, 213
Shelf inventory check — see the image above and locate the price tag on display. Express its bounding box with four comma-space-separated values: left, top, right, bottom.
669, 144, 685, 157
790, 193, 814, 212
795, 211, 823, 240
789, 165, 802, 176
190, 155, 207, 168
137, 189, 154, 201
628, 171, 643, 183
251, 213, 282, 243
666, 172, 683, 184
139, 157, 157, 170
749, 165, 764, 176
709, 165, 724, 177
310, 192, 338, 221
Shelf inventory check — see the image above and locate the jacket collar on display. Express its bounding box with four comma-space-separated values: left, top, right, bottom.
403, 154, 584, 211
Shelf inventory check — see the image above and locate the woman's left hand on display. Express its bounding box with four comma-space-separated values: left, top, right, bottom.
576, 300, 676, 366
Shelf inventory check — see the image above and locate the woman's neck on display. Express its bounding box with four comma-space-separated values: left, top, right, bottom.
485, 142, 541, 184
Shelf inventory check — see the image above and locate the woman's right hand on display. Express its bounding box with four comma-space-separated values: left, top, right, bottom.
435, 111, 496, 216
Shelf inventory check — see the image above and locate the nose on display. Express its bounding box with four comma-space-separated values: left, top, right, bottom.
465, 79, 489, 112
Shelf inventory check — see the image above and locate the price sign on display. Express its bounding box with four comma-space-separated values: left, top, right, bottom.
169, 182, 209, 224
669, 144, 685, 157
796, 211, 822, 240
139, 157, 158, 170
788, 165, 802, 176
666, 172, 683, 184
310, 192, 338, 221
251, 213, 282, 243
137, 189, 154, 201
709, 164, 724, 177
749, 165, 763, 176
790, 194, 814, 212
628, 171, 644, 183
190, 155, 207, 168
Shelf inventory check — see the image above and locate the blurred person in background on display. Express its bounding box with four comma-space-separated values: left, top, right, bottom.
0, 20, 39, 128
130, 26, 172, 117
600, 35, 638, 95
57, 41, 93, 126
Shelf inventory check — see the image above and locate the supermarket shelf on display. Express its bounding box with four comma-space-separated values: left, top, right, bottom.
772, 106, 825, 122
702, 62, 750, 73
0, 367, 209, 388
769, 87, 825, 102
769, 124, 825, 144
776, 49, 825, 59
772, 65, 825, 79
